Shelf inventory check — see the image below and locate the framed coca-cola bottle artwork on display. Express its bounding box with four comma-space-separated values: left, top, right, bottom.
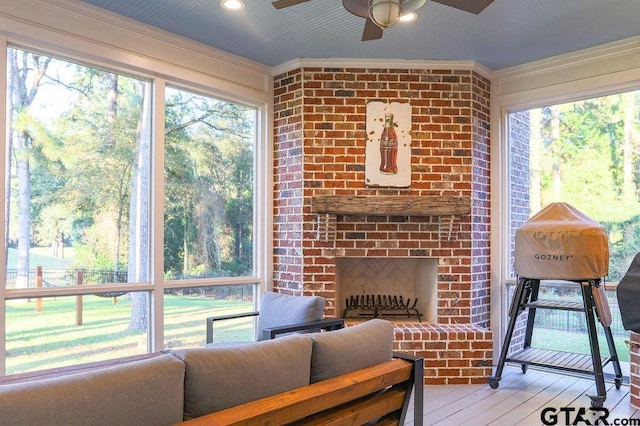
365, 101, 412, 187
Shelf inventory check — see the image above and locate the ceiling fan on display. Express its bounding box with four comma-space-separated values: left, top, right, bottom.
272, 0, 494, 41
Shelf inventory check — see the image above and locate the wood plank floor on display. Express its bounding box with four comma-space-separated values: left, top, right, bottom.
406, 366, 640, 425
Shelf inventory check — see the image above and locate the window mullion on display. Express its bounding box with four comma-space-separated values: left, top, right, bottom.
150, 78, 166, 353
0, 35, 8, 376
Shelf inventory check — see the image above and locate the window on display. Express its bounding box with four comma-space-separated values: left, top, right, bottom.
162, 86, 257, 348
508, 92, 640, 282
506, 91, 640, 361
2, 46, 263, 375
164, 86, 255, 280
4, 48, 152, 373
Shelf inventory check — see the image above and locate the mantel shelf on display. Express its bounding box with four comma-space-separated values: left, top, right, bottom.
311, 195, 471, 216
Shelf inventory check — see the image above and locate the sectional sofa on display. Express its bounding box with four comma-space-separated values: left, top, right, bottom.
0, 318, 423, 425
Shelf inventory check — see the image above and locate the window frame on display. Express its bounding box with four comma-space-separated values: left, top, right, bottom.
0, 17, 271, 374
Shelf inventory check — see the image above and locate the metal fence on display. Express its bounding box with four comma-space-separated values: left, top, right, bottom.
5, 268, 128, 289
505, 280, 628, 337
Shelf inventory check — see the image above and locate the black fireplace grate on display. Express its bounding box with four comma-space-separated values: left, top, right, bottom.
343, 294, 422, 322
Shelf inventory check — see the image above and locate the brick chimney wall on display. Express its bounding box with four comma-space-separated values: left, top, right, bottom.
273, 65, 492, 384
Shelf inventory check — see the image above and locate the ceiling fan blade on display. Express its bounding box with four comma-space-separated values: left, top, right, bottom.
362, 18, 383, 41
431, 0, 494, 14
272, 0, 312, 9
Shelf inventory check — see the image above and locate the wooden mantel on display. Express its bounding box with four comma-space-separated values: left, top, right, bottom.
311, 195, 471, 216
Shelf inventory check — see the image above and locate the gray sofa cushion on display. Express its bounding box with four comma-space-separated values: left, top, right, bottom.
0, 353, 185, 426
309, 318, 395, 383
174, 333, 313, 420
257, 291, 325, 340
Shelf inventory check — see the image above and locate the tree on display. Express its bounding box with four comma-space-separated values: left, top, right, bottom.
164, 88, 254, 278
7, 49, 51, 288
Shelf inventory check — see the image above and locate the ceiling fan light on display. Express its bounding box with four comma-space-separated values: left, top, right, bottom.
220, 0, 245, 11
368, 0, 402, 29
399, 11, 417, 23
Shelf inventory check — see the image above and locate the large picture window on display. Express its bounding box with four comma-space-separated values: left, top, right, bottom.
506, 90, 640, 362
2, 46, 262, 375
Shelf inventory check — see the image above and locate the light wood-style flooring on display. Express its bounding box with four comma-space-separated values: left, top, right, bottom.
407, 366, 640, 425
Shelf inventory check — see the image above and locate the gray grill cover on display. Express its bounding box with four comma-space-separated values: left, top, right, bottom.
617, 252, 640, 333
514, 202, 609, 280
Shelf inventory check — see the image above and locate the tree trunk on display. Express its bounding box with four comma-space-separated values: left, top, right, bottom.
8, 50, 50, 288
529, 108, 543, 212
4, 54, 15, 270
106, 74, 126, 281
128, 81, 151, 331
622, 92, 636, 201
550, 106, 562, 200
106, 74, 118, 148
15, 133, 31, 289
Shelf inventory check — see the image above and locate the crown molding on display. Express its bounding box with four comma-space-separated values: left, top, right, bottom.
272, 57, 493, 80
493, 35, 640, 106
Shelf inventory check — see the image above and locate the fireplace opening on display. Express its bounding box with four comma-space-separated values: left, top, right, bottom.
343, 293, 423, 321
335, 257, 438, 323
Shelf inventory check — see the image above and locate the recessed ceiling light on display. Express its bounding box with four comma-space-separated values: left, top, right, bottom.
399, 12, 418, 23
221, 0, 245, 11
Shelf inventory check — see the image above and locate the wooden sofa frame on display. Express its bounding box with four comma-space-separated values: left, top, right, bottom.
177, 351, 424, 426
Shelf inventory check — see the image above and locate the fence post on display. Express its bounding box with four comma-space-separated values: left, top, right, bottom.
36, 266, 43, 312
76, 270, 83, 326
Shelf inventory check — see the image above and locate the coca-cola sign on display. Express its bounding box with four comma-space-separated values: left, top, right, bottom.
365, 101, 412, 188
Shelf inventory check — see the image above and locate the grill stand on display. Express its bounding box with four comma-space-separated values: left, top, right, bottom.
489, 277, 623, 408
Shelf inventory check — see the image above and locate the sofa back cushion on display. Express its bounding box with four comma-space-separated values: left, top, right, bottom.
173, 333, 313, 420
0, 353, 185, 426
257, 291, 325, 340
309, 318, 395, 383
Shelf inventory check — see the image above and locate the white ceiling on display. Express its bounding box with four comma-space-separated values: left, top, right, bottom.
79, 0, 640, 71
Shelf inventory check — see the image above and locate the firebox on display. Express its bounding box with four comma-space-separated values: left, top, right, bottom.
335, 257, 438, 323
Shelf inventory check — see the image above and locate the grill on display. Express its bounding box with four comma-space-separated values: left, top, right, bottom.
618, 252, 640, 333
490, 202, 622, 408
343, 294, 422, 321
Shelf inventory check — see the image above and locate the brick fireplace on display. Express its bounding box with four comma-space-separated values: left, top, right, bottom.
272, 64, 493, 384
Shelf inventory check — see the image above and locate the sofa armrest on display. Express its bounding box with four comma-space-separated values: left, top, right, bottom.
206, 311, 259, 344
176, 358, 416, 426
261, 318, 345, 340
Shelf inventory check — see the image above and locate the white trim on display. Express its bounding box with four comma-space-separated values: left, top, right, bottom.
489, 87, 509, 362
255, 100, 274, 293
5, 283, 155, 299
0, 36, 7, 376
151, 79, 166, 353
272, 57, 493, 79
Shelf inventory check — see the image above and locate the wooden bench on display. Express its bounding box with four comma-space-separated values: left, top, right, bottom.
177, 352, 423, 426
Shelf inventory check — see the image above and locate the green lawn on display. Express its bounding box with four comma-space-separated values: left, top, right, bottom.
531, 327, 630, 362
7, 246, 75, 270
5, 293, 253, 375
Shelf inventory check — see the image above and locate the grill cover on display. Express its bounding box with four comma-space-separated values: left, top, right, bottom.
617, 252, 640, 333
514, 202, 609, 280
